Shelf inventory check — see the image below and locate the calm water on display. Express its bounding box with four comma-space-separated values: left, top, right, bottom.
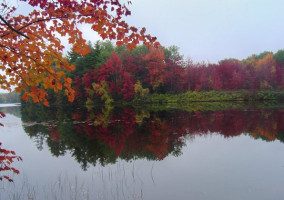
0, 103, 283, 200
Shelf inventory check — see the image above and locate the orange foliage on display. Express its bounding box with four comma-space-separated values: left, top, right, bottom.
255, 53, 276, 70
0, 0, 158, 104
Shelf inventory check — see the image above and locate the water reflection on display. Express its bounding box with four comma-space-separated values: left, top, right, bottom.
0, 103, 284, 199
20, 103, 284, 170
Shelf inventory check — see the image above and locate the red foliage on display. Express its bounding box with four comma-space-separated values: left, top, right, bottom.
212, 60, 246, 90
83, 69, 96, 89
164, 60, 186, 92
120, 72, 134, 99
0, 142, 22, 182
143, 48, 166, 89
96, 52, 135, 99
184, 62, 214, 91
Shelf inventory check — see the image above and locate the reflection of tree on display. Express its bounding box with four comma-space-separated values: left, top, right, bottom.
21, 104, 284, 170
0, 106, 21, 118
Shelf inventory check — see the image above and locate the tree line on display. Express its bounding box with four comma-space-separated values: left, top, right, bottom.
0, 92, 20, 103
36, 41, 284, 105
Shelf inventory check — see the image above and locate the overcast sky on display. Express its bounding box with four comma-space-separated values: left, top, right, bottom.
1, 0, 284, 93
73, 0, 284, 63
124, 0, 284, 63
11, 0, 284, 63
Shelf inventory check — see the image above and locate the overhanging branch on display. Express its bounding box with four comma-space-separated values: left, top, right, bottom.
0, 15, 30, 39
0, 14, 93, 39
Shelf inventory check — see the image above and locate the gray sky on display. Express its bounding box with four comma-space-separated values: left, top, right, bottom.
123, 0, 284, 63
9, 0, 284, 63
1, 0, 284, 93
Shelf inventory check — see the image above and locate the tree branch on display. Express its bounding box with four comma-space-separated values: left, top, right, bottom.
0, 15, 30, 39
0, 15, 92, 38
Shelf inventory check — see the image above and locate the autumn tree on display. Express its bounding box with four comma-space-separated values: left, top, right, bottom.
0, 0, 159, 105
143, 47, 166, 91
212, 60, 245, 90
164, 59, 186, 93
94, 52, 135, 100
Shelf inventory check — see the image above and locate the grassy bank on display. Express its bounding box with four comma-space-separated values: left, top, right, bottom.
131, 101, 284, 113
132, 90, 284, 104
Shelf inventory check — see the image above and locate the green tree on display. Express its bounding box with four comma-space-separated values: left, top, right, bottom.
67, 41, 115, 78
274, 49, 284, 68
164, 45, 184, 64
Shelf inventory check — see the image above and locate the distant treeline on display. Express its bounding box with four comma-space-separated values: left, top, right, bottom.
0, 92, 20, 103
22, 41, 284, 105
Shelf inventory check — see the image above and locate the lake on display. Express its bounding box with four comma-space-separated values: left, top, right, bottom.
0, 103, 283, 200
